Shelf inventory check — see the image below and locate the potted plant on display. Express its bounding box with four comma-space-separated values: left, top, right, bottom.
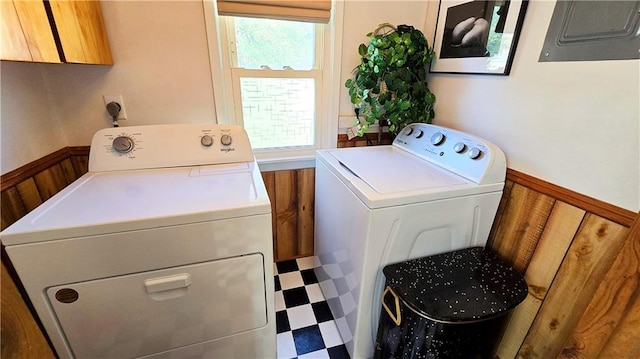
345, 23, 436, 139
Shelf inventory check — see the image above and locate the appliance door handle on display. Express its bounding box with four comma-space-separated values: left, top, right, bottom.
144, 273, 191, 294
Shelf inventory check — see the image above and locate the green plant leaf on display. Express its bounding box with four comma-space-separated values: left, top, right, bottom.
358, 44, 367, 56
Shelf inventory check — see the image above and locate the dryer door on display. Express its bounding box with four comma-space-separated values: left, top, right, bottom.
46, 254, 267, 358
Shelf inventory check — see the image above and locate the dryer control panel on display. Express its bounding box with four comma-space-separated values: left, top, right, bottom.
393, 123, 506, 185
89, 124, 255, 172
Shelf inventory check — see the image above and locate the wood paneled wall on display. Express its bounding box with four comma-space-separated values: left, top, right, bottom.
1, 147, 88, 230
489, 170, 638, 359
1, 142, 638, 358
262, 169, 315, 261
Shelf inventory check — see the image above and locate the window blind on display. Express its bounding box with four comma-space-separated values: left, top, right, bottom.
216, 0, 331, 23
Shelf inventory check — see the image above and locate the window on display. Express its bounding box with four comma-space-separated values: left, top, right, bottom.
229, 17, 321, 149
204, 1, 343, 163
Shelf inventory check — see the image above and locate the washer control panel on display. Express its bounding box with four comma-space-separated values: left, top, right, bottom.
393, 123, 506, 184
89, 124, 255, 172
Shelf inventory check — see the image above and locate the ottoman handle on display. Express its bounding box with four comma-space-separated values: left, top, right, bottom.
382, 286, 402, 326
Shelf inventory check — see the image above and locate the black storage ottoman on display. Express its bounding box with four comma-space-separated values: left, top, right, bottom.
374, 247, 528, 359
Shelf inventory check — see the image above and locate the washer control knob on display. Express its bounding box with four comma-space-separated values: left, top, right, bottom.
112, 136, 134, 153
454, 142, 467, 153
468, 147, 483, 160
220, 134, 233, 146
404, 127, 414, 136
414, 129, 424, 138
430, 132, 446, 146
201, 135, 213, 147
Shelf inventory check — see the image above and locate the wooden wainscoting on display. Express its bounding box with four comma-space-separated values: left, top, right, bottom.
1, 143, 638, 358
337, 132, 393, 147
261, 168, 315, 261
1, 147, 88, 229
489, 169, 639, 359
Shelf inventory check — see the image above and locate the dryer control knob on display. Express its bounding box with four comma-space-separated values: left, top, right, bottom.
220, 134, 233, 146
403, 127, 414, 136
431, 132, 446, 146
454, 142, 467, 153
112, 136, 134, 154
469, 147, 483, 160
201, 135, 213, 147
414, 130, 424, 138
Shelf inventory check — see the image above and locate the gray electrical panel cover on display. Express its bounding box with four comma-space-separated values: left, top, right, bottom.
540, 0, 640, 62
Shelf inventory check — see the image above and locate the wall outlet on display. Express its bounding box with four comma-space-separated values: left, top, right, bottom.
103, 95, 128, 120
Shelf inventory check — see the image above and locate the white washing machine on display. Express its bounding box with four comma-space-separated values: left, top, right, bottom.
314, 123, 506, 359
1, 124, 275, 359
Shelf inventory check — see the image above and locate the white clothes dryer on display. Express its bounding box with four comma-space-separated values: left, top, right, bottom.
314, 123, 506, 359
1, 124, 275, 359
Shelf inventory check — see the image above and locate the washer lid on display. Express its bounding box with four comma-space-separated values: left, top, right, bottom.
1, 162, 270, 245
331, 146, 466, 193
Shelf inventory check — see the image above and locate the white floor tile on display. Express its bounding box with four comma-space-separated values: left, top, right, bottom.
276, 331, 297, 359
287, 304, 317, 330
274, 290, 286, 312
296, 256, 317, 270
318, 321, 343, 348
279, 271, 304, 290
305, 283, 326, 303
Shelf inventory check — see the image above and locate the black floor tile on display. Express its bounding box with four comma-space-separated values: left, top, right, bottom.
282, 287, 310, 308
275, 275, 281, 291
293, 325, 325, 355
276, 310, 290, 334
311, 301, 334, 323
300, 268, 319, 285
276, 260, 299, 274
327, 344, 350, 359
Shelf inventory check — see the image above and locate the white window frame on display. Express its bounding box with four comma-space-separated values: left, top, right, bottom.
203, 0, 344, 169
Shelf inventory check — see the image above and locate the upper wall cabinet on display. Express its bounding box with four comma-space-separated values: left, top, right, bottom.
1, 0, 113, 64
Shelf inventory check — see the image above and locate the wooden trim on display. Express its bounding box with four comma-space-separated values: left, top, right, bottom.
67, 146, 90, 156
337, 132, 393, 144
507, 169, 636, 227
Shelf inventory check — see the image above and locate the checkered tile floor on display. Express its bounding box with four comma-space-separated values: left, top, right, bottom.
274, 257, 350, 359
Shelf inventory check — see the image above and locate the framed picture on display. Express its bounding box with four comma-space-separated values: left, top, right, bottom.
430, 0, 528, 75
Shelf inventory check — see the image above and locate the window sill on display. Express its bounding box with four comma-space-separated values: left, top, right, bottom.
257, 155, 316, 172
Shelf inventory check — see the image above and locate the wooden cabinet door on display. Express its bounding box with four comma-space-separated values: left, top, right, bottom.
1, 0, 61, 63
1, 0, 112, 65
49, 0, 113, 64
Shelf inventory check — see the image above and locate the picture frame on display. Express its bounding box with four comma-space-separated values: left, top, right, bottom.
430, 0, 528, 75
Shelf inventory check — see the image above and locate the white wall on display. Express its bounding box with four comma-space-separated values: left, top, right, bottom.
0, 62, 68, 173
1, 0, 638, 211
